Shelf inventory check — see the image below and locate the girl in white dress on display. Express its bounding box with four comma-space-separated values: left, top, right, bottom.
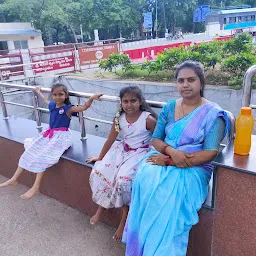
87, 86, 157, 241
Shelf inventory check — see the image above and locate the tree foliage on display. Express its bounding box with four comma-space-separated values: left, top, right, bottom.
0, 0, 256, 44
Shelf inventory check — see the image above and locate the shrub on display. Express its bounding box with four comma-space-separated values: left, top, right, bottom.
228, 76, 243, 89
221, 53, 256, 76
99, 53, 132, 72
222, 33, 252, 55
140, 60, 163, 73
159, 47, 185, 70
189, 41, 222, 68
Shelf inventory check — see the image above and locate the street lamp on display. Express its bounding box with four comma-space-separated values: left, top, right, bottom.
156, 0, 158, 38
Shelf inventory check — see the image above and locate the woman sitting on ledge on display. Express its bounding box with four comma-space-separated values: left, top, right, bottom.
122, 61, 231, 256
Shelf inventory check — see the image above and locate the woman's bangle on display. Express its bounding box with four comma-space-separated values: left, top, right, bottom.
161, 144, 170, 154
164, 156, 171, 166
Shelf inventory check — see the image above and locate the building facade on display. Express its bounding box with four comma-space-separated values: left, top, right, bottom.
0, 22, 44, 52
206, 7, 256, 36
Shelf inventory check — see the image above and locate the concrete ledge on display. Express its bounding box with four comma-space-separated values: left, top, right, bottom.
0, 116, 214, 255
0, 116, 121, 227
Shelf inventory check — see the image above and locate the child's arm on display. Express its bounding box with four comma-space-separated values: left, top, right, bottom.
35, 86, 50, 105
67, 93, 103, 114
146, 115, 157, 133
87, 122, 118, 163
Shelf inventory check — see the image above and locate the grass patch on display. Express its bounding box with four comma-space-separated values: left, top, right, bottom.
116, 69, 174, 82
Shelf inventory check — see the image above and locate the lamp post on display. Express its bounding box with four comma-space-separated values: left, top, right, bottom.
156, 0, 158, 38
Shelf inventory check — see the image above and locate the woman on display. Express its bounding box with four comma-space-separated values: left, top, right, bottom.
122, 61, 230, 256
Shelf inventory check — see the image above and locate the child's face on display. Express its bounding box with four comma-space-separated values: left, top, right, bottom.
52, 87, 67, 105
121, 93, 141, 115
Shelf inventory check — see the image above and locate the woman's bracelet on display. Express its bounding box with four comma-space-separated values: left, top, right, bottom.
161, 144, 170, 154
170, 149, 178, 159
164, 156, 172, 166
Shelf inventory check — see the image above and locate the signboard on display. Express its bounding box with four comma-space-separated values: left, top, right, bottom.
0, 54, 24, 80
193, 5, 211, 22
78, 44, 118, 66
144, 12, 153, 29
32, 55, 75, 74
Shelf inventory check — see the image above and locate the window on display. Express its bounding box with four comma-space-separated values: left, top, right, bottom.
0, 41, 8, 51
224, 18, 227, 24
251, 15, 255, 21
14, 40, 28, 49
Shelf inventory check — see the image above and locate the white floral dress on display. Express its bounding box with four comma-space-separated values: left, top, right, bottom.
90, 111, 153, 208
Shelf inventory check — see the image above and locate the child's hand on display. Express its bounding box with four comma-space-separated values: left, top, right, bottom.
86, 156, 100, 163
90, 93, 103, 101
35, 86, 41, 94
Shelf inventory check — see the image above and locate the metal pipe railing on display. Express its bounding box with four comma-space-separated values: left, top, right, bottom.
0, 82, 165, 139
0, 90, 8, 119
0, 61, 49, 82
31, 91, 42, 130
242, 64, 256, 107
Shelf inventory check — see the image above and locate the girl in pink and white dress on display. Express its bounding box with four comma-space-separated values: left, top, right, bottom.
0, 83, 102, 200
87, 86, 157, 241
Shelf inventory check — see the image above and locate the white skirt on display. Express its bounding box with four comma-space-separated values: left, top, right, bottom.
18, 130, 72, 173
89, 141, 151, 209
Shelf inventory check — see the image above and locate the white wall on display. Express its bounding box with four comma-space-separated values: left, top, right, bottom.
206, 23, 221, 37
0, 22, 33, 30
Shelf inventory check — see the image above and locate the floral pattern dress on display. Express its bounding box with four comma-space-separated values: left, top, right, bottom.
89, 111, 153, 208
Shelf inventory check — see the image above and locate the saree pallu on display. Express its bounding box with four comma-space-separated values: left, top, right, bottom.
122, 102, 230, 256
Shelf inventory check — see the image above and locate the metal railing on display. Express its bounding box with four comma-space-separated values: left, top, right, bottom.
242, 64, 256, 108
0, 81, 165, 140
0, 61, 48, 81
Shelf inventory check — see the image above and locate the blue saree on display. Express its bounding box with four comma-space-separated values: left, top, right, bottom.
122, 100, 230, 256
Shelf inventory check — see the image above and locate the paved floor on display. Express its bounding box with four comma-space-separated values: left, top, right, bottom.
0, 175, 125, 256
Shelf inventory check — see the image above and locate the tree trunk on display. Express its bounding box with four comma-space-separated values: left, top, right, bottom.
69, 25, 78, 44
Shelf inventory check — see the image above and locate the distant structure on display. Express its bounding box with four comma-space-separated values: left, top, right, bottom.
205, 5, 256, 36
0, 22, 44, 52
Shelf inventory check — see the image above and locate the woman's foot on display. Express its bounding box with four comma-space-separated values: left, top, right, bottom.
90, 206, 105, 225
0, 179, 18, 188
112, 221, 126, 242
20, 188, 39, 200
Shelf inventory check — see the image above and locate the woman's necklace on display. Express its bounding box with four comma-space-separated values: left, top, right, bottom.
181, 98, 202, 119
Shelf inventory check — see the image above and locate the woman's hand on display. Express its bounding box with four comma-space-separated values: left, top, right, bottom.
86, 156, 100, 163
170, 149, 194, 168
147, 154, 171, 166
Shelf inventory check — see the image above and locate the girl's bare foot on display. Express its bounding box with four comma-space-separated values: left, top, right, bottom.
112, 221, 126, 242
0, 179, 18, 188
90, 206, 105, 225
20, 188, 39, 200
112, 205, 129, 242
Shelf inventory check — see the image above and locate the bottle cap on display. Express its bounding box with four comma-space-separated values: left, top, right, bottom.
241, 107, 252, 115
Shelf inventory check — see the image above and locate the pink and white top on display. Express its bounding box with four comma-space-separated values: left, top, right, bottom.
119, 111, 152, 149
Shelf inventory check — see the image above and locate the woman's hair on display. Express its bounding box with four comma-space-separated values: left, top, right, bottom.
175, 61, 205, 97
114, 86, 157, 132
51, 83, 71, 105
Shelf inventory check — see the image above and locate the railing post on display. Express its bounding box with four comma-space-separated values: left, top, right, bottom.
32, 91, 42, 130
0, 90, 8, 119
77, 97, 87, 140
242, 64, 256, 107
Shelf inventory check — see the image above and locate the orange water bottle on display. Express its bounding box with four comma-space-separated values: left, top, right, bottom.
234, 107, 254, 155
